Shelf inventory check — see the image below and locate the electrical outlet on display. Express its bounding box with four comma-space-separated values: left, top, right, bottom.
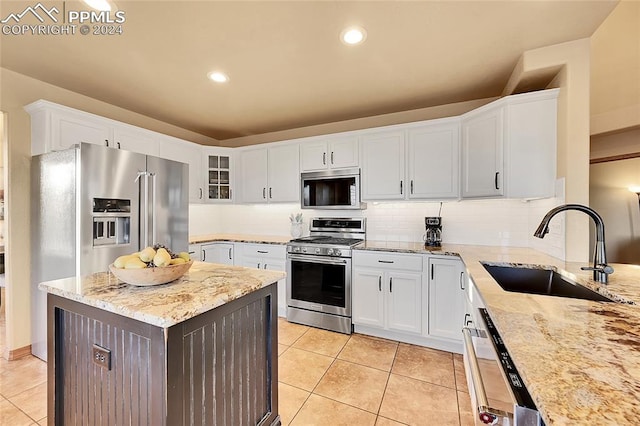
92, 344, 111, 370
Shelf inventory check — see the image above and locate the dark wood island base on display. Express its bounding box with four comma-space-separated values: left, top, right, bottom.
42, 263, 282, 426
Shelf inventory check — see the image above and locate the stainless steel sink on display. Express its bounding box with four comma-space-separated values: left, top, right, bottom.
481, 263, 614, 302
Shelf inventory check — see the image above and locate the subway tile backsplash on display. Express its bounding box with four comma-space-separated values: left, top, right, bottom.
189, 192, 566, 260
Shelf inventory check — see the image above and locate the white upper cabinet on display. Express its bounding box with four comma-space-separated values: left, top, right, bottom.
461, 89, 558, 199
159, 137, 204, 203
461, 106, 504, 198
300, 135, 359, 172
113, 126, 160, 157
360, 130, 406, 200
238, 143, 299, 203
407, 121, 460, 199
202, 148, 233, 203
26, 101, 112, 155
268, 144, 300, 202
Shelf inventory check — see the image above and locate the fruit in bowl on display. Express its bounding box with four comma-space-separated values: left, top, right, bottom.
109, 245, 193, 286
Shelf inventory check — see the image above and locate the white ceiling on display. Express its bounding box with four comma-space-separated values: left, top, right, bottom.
0, 0, 618, 142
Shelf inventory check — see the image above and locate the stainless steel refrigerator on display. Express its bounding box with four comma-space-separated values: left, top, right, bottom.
31, 143, 189, 360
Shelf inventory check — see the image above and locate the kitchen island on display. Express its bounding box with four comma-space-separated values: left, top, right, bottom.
39, 261, 285, 426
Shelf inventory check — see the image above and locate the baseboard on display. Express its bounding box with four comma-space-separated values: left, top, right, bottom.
8, 344, 32, 360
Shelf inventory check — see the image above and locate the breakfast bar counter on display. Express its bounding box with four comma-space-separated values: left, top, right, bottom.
39, 262, 285, 425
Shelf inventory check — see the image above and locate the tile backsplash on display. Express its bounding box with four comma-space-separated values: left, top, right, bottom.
190, 190, 566, 260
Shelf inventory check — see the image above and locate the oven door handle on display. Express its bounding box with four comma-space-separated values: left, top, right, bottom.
287, 254, 349, 265
462, 327, 512, 425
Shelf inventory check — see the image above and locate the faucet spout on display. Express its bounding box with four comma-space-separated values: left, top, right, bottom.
533, 204, 613, 284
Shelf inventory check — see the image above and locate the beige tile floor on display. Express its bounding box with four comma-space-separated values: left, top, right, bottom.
0, 315, 476, 426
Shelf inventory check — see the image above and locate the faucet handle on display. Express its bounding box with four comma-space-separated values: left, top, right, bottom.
581, 264, 614, 274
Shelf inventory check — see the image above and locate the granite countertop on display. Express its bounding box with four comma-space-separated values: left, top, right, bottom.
364, 241, 640, 425
190, 233, 291, 245
38, 262, 286, 329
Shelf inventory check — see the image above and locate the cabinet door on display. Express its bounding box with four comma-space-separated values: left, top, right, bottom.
239, 148, 268, 203
387, 272, 422, 334
408, 123, 459, 199
360, 131, 405, 200
300, 141, 328, 172
428, 258, 465, 341
160, 138, 203, 203
461, 108, 504, 198
352, 268, 385, 328
52, 112, 111, 151
202, 243, 234, 265
113, 126, 160, 156
204, 151, 233, 202
188, 244, 202, 261
267, 144, 300, 202
328, 136, 358, 169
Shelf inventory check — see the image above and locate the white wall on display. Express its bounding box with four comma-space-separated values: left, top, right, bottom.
189, 187, 565, 259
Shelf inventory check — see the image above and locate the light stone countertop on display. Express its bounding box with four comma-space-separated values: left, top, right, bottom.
361, 241, 640, 425
38, 262, 286, 329
190, 233, 291, 245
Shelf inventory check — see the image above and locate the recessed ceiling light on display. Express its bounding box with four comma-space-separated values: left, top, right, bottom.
82, 0, 112, 11
341, 26, 367, 45
207, 71, 229, 83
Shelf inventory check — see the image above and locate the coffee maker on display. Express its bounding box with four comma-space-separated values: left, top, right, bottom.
424, 217, 442, 247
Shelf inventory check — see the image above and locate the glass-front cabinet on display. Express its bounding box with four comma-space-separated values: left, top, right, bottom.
203, 148, 233, 202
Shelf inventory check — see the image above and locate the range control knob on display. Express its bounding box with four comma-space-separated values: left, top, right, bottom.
333, 249, 341, 257
315, 247, 321, 254
301, 247, 307, 253
293, 247, 300, 253
327, 248, 334, 256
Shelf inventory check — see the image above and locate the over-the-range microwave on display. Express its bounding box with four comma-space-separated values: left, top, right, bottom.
300, 168, 366, 210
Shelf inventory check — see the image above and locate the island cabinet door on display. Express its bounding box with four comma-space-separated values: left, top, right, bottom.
48, 295, 167, 426
167, 283, 279, 426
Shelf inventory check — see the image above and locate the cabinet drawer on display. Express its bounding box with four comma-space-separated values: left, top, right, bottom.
353, 251, 423, 272
239, 243, 286, 259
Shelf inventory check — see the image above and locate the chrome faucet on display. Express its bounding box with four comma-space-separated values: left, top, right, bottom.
534, 204, 614, 284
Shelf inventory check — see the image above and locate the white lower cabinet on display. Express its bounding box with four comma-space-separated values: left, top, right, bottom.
427, 256, 466, 341
353, 250, 465, 353
352, 251, 423, 335
201, 242, 234, 265
188, 243, 202, 261
237, 243, 287, 317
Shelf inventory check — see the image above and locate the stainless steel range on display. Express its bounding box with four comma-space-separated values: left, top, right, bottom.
286, 217, 365, 334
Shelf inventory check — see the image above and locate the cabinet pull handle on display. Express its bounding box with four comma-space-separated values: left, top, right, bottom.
203, 251, 206, 261
378, 276, 382, 292
323, 152, 326, 165
389, 277, 393, 292
410, 180, 414, 194
460, 272, 465, 290
331, 151, 334, 164
263, 188, 266, 199
104, 139, 109, 147
117, 142, 121, 149
431, 264, 434, 280
257, 250, 268, 254
494, 172, 500, 190
464, 313, 473, 326
264, 264, 268, 269
400, 180, 403, 194
269, 187, 272, 198
199, 188, 203, 199
229, 188, 232, 199
228, 248, 232, 260
378, 260, 394, 264
257, 262, 261, 269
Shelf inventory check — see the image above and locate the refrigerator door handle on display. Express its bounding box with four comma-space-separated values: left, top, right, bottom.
150, 172, 157, 246
139, 171, 150, 248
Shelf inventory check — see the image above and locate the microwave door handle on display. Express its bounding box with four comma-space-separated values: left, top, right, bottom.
462, 327, 512, 425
